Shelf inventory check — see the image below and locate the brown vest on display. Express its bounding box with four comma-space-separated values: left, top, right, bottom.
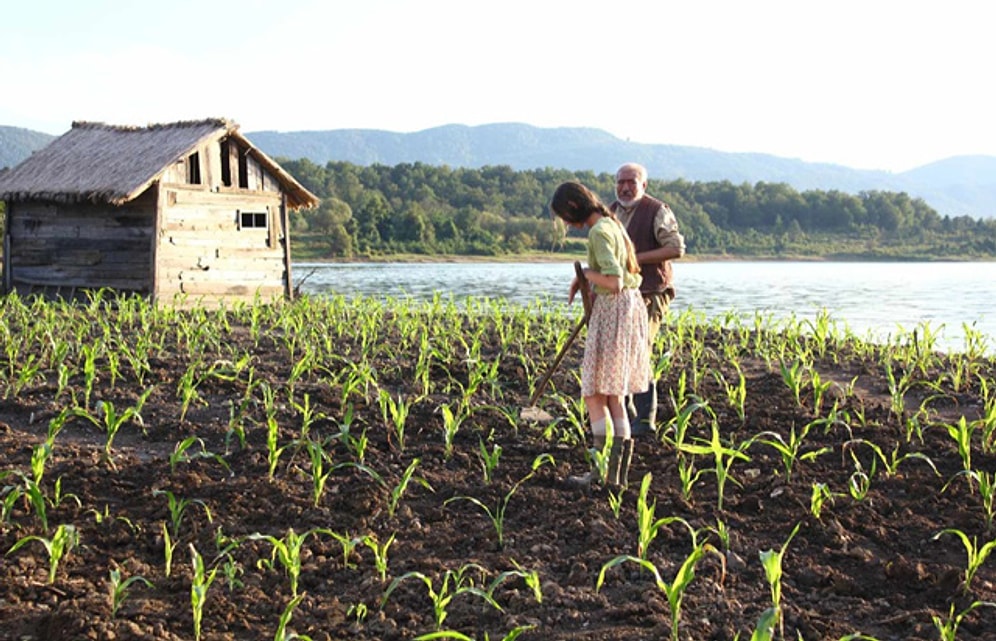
611, 195, 674, 297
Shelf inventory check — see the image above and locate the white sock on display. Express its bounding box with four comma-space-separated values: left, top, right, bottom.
591, 417, 607, 439
612, 414, 631, 440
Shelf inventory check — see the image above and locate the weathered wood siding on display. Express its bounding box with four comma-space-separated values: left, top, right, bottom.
5, 192, 155, 294
2, 133, 299, 306
155, 185, 288, 307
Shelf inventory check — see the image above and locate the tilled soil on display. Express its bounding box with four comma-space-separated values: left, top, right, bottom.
2, 309, 996, 641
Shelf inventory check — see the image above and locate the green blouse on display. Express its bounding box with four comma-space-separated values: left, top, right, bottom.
587, 216, 642, 295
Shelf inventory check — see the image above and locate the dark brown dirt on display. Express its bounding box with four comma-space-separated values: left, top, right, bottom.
2, 307, 996, 641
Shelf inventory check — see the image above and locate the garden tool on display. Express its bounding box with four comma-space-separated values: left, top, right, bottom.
519, 261, 591, 423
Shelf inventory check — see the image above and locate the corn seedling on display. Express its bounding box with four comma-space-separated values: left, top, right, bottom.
1, 476, 24, 526
478, 437, 502, 484
302, 437, 335, 507
162, 522, 178, 577
743, 606, 780, 641
169, 436, 230, 475
941, 416, 976, 473
6, 523, 79, 584
607, 487, 624, 519
809, 368, 835, 416
332, 402, 364, 460
757, 420, 830, 483
382, 563, 503, 631
347, 602, 369, 626
274, 593, 312, 641
712, 362, 747, 423
759, 522, 802, 639
80, 342, 99, 410
675, 453, 706, 504
329, 530, 366, 569
848, 462, 874, 502
679, 419, 752, 511
363, 532, 396, 582
108, 566, 153, 618
944, 470, 996, 533
10, 353, 44, 399
412, 625, 535, 641
705, 517, 732, 553
388, 458, 433, 518
71, 390, 153, 465
262, 384, 293, 478
634, 473, 699, 560
189, 544, 219, 641
842, 438, 938, 479
291, 392, 325, 442
810, 482, 839, 520
445, 454, 553, 549
585, 436, 613, 486
30, 442, 52, 487
12, 473, 50, 533
176, 360, 208, 423
378, 389, 415, 451
662, 396, 711, 453
932, 528, 996, 594
932, 600, 996, 641
154, 489, 213, 540
597, 539, 718, 641
779, 360, 806, 407
884, 361, 914, 421
439, 402, 469, 459
250, 527, 331, 597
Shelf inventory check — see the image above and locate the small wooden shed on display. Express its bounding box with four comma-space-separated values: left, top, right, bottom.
0, 118, 319, 307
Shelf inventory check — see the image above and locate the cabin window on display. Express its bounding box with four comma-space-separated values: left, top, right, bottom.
187, 152, 201, 184
238, 152, 249, 189
220, 139, 247, 188
238, 210, 268, 230
220, 140, 232, 187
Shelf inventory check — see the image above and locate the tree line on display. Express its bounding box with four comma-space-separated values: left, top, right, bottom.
278, 159, 996, 259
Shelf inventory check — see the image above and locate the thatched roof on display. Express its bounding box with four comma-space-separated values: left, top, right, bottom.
0, 118, 318, 209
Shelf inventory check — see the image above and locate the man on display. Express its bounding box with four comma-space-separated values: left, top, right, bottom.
609, 162, 686, 437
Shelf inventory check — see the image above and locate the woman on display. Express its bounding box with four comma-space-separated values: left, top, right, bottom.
550, 181, 650, 488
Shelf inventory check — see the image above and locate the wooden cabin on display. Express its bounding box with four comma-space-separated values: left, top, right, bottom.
0, 118, 319, 308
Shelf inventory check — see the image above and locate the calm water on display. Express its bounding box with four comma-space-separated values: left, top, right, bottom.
293, 261, 996, 354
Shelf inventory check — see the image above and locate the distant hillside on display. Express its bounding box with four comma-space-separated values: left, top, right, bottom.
247, 123, 996, 219
3, 122, 993, 218
0, 126, 56, 171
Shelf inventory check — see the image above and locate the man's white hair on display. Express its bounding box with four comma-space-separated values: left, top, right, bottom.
616, 162, 648, 183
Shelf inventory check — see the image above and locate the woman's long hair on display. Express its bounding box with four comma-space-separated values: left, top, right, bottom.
550, 181, 639, 275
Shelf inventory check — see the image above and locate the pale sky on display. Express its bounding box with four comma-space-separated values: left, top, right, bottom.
3, 0, 993, 173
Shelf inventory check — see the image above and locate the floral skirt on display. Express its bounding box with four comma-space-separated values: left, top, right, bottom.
580, 288, 651, 397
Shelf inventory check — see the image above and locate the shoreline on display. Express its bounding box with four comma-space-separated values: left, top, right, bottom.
291, 252, 994, 264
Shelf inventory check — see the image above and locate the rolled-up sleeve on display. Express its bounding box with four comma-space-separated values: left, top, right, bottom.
590, 224, 623, 277
654, 203, 686, 257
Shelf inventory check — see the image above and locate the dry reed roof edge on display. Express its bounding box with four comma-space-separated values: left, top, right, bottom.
0, 118, 319, 210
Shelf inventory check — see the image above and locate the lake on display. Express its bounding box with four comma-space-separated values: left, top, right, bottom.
293, 261, 996, 354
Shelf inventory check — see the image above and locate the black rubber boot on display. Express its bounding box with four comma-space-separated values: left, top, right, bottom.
608, 438, 633, 488
619, 439, 633, 488
606, 440, 624, 487
630, 383, 658, 437
567, 434, 606, 488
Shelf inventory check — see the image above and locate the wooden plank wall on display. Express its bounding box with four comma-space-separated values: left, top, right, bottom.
7, 195, 155, 291
155, 186, 288, 307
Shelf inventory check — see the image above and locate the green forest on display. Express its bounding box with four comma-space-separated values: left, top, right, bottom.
2, 159, 995, 261
279, 159, 996, 261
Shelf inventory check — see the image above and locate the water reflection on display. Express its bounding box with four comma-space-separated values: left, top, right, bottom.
294, 261, 996, 354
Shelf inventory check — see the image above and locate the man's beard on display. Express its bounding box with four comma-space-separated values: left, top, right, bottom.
617, 196, 639, 208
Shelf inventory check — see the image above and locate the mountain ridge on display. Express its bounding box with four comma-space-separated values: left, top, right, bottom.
3, 122, 993, 218
245, 123, 996, 219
